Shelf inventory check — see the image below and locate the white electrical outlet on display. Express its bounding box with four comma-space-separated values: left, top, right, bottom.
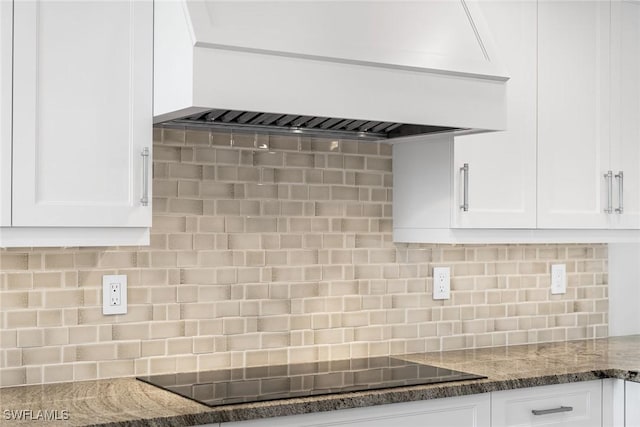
103, 275, 127, 315
110, 283, 121, 306
551, 264, 567, 295
433, 267, 450, 300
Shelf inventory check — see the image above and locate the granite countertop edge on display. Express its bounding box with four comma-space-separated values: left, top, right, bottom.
90, 368, 640, 427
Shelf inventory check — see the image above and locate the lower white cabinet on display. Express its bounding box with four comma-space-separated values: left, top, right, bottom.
492, 380, 602, 427
626, 381, 640, 427
217, 393, 490, 427
203, 380, 627, 427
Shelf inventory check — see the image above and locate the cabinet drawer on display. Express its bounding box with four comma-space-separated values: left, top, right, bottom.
492, 380, 602, 427
220, 393, 490, 427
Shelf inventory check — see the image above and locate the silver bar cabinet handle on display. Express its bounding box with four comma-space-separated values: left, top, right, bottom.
140, 147, 150, 206
604, 170, 613, 213
531, 406, 573, 416
615, 171, 624, 214
460, 163, 469, 212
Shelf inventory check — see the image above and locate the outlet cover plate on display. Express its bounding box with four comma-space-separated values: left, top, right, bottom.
103, 275, 127, 315
433, 267, 451, 300
551, 264, 567, 295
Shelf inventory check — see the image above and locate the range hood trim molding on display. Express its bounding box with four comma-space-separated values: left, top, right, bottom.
184, 0, 509, 82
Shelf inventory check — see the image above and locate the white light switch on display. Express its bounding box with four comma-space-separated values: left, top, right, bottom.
433, 267, 451, 300
551, 264, 567, 295
103, 275, 127, 315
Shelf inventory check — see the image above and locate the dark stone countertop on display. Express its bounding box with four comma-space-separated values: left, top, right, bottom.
2, 336, 640, 426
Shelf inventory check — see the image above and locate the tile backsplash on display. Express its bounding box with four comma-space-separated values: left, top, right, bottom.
0, 128, 608, 387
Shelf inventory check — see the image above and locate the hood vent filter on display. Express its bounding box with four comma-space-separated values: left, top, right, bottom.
168, 109, 460, 141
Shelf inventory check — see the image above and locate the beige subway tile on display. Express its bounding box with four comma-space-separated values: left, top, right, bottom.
6, 311, 37, 328
154, 145, 181, 162
161, 127, 185, 145
32, 272, 63, 288
518, 262, 547, 274
76, 343, 117, 361
99, 360, 135, 378
440, 335, 465, 351
5, 273, 32, 290
42, 328, 68, 346
1, 291, 28, 309
284, 152, 314, 168
0, 253, 29, 270
42, 364, 73, 383
98, 252, 137, 269
72, 362, 97, 381
43, 254, 74, 269
4, 349, 21, 367
169, 163, 202, 180
22, 347, 61, 365
330, 186, 359, 201
148, 321, 184, 339
0, 367, 26, 387
44, 290, 83, 308
69, 326, 99, 344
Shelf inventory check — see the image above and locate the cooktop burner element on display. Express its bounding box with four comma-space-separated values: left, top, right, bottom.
137, 356, 486, 407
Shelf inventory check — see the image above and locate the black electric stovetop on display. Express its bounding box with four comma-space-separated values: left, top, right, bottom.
137, 356, 486, 407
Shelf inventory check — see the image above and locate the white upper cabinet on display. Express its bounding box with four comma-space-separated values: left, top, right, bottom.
393, 0, 640, 243
610, 0, 640, 229
11, 0, 152, 228
537, 0, 611, 229
1, 0, 153, 247
453, 0, 537, 229
0, 0, 11, 227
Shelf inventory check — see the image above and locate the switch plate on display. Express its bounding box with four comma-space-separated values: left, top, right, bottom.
103, 275, 127, 315
433, 267, 450, 300
551, 264, 567, 295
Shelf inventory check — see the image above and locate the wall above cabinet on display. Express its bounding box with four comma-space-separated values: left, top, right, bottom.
154, 0, 509, 136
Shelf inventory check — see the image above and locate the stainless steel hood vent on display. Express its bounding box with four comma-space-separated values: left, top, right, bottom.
168, 109, 460, 141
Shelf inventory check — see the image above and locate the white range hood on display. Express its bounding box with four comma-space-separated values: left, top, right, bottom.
154, 1, 509, 140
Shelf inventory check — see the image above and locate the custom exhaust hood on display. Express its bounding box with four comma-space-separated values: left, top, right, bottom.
154, 1, 509, 141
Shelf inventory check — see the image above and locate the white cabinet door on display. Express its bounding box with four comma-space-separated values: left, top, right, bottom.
392, 134, 453, 235
610, 0, 640, 229
0, 0, 11, 227
492, 380, 602, 427
453, 0, 537, 229
12, 0, 152, 227
537, 0, 611, 229
221, 393, 490, 427
626, 381, 640, 427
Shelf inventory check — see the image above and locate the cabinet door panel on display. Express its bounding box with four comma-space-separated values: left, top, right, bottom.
12, 0, 152, 227
610, 0, 640, 229
0, 0, 11, 226
626, 381, 640, 427
537, 0, 610, 229
453, 0, 536, 229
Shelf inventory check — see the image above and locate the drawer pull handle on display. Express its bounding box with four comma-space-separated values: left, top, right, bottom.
140, 147, 150, 206
615, 171, 624, 214
604, 170, 613, 213
460, 163, 469, 212
531, 406, 573, 416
